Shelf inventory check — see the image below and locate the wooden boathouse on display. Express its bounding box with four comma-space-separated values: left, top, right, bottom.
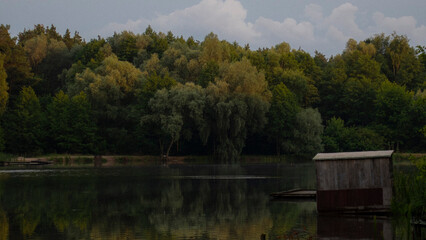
313, 150, 394, 214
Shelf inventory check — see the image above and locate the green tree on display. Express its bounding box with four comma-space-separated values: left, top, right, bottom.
406, 91, 426, 150
141, 83, 206, 159
30, 38, 74, 95
144, 27, 169, 57
23, 34, 48, 69
323, 117, 385, 152
2, 86, 43, 155
108, 31, 138, 62
266, 83, 299, 156
74, 38, 107, 67
141, 72, 177, 95
48, 91, 96, 153
374, 81, 413, 150
279, 69, 318, 107
284, 108, 323, 156
67, 55, 143, 153
322, 117, 346, 152
0, 25, 33, 95
0, 54, 8, 151
317, 55, 347, 120
203, 59, 270, 162
198, 60, 219, 87
200, 33, 228, 64
417, 45, 426, 70
0, 54, 8, 115
367, 33, 423, 90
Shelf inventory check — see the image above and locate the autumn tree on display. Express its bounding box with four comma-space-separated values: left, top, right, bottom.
67, 55, 143, 152
0, 25, 33, 95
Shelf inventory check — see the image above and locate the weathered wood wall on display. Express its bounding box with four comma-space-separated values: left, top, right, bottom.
314, 151, 393, 213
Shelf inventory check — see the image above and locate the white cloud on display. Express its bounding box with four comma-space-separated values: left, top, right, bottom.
304, 4, 323, 23
253, 17, 314, 47
326, 25, 347, 43
100, 1, 426, 56
372, 12, 426, 44
325, 3, 363, 38
152, 0, 260, 42
101, 19, 149, 35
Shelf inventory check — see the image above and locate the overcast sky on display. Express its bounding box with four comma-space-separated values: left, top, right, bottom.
1, 0, 425, 56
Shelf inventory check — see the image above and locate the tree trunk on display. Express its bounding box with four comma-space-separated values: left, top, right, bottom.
165, 138, 175, 162
159, 139, 166, 164
276, 138, 281, 157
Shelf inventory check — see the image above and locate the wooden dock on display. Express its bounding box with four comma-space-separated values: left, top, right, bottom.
270, 189, 316, 201
0, 160, 52, 167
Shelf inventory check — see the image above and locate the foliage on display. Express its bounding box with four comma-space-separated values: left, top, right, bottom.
374, 81, 413, 150
0, 53, 8, 115
392, 156, 426, 221
0, 25, 424, 159
142, 83, 206, 158
2, 86, 43, 155
48, 91, 97, 153
203, 59, 270, 162
0, 25, 33, 95
266, 83, 299, 156
0, 127, 4, 152
323, 117, 385, 152
285, 108, 323, 156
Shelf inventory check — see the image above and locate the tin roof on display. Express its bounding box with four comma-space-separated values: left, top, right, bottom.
313, 150, 394, 161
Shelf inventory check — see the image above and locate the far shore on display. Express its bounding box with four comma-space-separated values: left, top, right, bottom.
2, 152, 423, 167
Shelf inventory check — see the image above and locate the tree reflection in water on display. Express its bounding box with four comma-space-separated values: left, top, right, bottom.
0, 165, 406, 239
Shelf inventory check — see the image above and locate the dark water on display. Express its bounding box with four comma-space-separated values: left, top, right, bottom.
0, 163, 409, 239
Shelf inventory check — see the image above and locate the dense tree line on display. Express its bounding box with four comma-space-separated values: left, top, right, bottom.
0, 24, 424, 161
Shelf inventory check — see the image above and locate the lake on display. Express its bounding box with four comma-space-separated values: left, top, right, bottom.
0, 163, 412, 239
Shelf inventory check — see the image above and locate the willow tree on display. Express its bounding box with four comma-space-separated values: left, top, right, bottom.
204, 58, 270, 163
286, 108, 323, 156
141, 83, 206, 159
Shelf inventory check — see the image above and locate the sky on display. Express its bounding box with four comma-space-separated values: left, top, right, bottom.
1, 0, 425, 56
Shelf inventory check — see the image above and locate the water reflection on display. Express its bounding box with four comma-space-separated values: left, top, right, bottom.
0, 164, 413, 239
318, 215, 393, 240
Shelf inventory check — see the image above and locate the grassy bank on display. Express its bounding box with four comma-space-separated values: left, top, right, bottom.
392, 154, 426, 222
0, 153, 16, 162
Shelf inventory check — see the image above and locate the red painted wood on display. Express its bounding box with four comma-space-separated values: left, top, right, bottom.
317, 188, 383, 212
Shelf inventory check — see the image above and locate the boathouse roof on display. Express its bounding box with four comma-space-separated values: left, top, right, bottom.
313, 150, 394, 161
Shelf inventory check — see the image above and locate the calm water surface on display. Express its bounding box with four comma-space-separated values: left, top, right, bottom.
0, 163, 402, 239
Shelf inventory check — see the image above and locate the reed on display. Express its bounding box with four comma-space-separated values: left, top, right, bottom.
392, 155, 426, 221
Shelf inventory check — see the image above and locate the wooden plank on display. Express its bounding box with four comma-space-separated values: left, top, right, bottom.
313, 150, 394, 161
270, 189, 316, 200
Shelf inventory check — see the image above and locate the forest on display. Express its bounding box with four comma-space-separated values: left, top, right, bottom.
0, 24, 425, 162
